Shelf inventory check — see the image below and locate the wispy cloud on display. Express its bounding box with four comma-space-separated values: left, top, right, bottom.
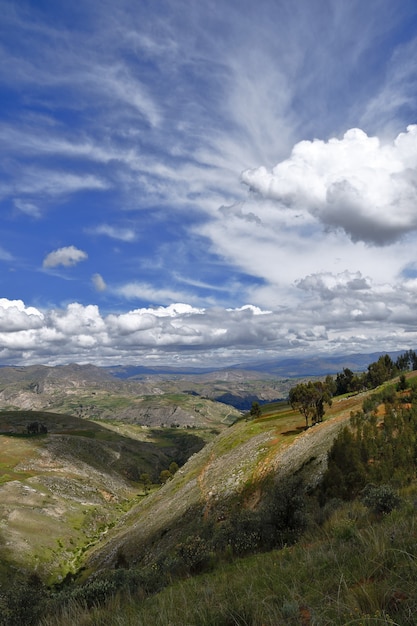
88, 224, 136, 242
0, 246, 14, 262
2, 1, 417, 365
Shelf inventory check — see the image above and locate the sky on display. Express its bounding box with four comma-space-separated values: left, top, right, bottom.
2, 0, 417, 368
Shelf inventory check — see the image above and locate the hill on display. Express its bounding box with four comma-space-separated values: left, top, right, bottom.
0, 364, 242, 424
0, 410, 207, 586
1, 358, 417, 625
83, 392, 364, 576
0, 381, 364, 591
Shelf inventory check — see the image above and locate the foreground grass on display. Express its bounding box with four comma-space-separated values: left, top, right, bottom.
37, 491, 417, 626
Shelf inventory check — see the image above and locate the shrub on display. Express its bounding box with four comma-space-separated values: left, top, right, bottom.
0, 574, 47, 626
361, 484, 402, 515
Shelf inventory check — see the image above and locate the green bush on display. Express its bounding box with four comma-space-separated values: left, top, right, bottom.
0, 574, 47, 626
361, 484, 402, 515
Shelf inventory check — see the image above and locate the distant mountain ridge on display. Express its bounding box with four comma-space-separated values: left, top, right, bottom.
0, 350, 407, 381
107, 350, 406, 379
0, 351, 409, 413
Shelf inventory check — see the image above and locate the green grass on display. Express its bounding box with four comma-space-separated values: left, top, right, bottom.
37, 490, 417, 626
5, 380, 417, 625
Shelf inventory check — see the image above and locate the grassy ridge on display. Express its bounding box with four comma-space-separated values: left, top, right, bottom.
83, 391, 365, 577
35, 376, 417, 625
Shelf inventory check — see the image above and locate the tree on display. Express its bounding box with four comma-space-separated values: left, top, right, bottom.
289, 380, 333, 428
397, 373, 409, 391
249, 401, 262, 419
366, 354, 397, 388
169, 461, 179, 475
395, 349, 417, 372
159, 469, 172, 484
140, 473, 151, 494
320, 427, 367, 501
334, 368, 364, 394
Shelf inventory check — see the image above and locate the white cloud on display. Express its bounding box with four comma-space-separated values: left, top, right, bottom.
17, 170, 108, 197
92, 273, 107, 292
0, 299, 44, 332
89, 224, 136, 242
115, 282, 193, 304
43, 246, 88, 268
0, 289, 417, 367
242, 126, 417, 246
13, 198, 41, 218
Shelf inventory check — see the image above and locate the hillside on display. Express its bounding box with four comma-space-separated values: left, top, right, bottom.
0, 363, 264, 418
1, 359, 417, 625
0, 364, 242, 426
0, 385, 364, 591
0, 350, 394, 415
84, 392, 364, 576
0, 410, 207, 585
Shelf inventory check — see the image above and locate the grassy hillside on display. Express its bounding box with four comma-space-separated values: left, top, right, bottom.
82, 391, 366, 576
2, 368, 417, 625
39, 492, 417, 625
0, 387, 361, 595
0, 410, 206, 586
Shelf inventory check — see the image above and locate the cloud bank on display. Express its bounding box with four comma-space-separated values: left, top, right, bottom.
1, 285, 417, 367
2, 1, 417, 367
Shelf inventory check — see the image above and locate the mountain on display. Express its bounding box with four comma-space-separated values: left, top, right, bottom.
0, 350, 405, 415
107, 350, 405, 379
0, 387, 364, 588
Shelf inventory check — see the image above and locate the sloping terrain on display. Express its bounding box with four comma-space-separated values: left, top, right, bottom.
0, 411, 206, 584
0, 390, 363, 588
85, 392, 365, 576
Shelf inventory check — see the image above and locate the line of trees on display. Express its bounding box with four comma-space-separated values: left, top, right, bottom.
289, 350, 417, 428
320, 382, 417, 502
335, 350, 417, 396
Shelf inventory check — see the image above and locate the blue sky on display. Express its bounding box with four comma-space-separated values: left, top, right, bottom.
2, 0, 417, 367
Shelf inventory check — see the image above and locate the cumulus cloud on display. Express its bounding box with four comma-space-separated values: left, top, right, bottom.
0, 287, 417, 367
242, 126, 417, 246
296, 271, 371, 301
43, 246, 88, 268
0, 299, 44, 332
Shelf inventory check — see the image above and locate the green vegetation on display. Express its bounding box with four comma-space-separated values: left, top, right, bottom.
288, 376, 335, 427
2, 352, 417, 625
30, 494, 417, 625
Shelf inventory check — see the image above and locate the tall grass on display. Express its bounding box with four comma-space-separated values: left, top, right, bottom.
37, 493, 417, 626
